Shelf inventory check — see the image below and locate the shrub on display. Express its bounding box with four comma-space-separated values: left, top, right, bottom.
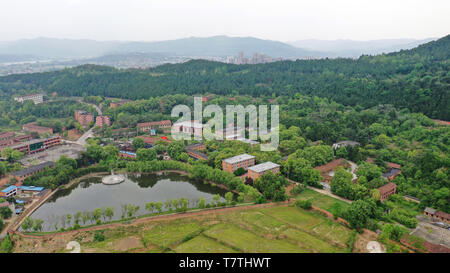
93, 231, 105, 242
0, 235, 13, 253
296, 199, 312, 209
290, 184, 305, 195
233, 168, 246, 176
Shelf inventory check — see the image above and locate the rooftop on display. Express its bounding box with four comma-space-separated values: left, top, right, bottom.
382, 168, 402, 178
435, 210, 450, 220
236, 138, 260, 145
377, 182, 397, 195
386, 162, 402, 169
314, 158, 348, 173
223, 153, 255, 164
186, 143, 205, 149
424, 207, 437, 214
119, 151, 136, 156
0, 132, 14, 139
76, 110, 93, 115
332, 140, 360, 149
187, 149, 209, 160
15, 93, 43, 98
12, 161, 55, 177
137, 120, 172, 127
9, 136, 60, 149
1, 185, 17, 193
19, 186, 45, 192
248, 161, 280, 173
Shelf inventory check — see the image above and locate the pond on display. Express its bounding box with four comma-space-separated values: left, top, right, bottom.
27, 172, 228, 232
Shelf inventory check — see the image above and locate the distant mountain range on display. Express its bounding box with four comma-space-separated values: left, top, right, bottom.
287, 38, 436, 57
0, 36, 437, 63
0, 36, 323, 61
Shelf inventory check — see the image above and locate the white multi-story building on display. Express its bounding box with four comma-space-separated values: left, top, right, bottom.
14, 93, 44, 105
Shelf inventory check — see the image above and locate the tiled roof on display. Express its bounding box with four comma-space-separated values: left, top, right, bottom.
435, 210, 450, 221
386, 162, 402, 169
377, 182, 397, 195
12, 161, 55, 177
137, 120, 172, 127
314, 158, 347, 173
382, 168, 401, 178
424, 207, 437, 214
0, 132, 14, 139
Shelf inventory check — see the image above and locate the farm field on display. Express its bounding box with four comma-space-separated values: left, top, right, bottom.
11, 204, 362, 253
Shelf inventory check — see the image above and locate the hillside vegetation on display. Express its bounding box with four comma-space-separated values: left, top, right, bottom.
0, 35, 448, 119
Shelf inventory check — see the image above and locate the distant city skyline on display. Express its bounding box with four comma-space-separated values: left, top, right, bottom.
0, 0, 448, 42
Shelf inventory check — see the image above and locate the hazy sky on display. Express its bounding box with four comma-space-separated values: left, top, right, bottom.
0, 0, 449, 42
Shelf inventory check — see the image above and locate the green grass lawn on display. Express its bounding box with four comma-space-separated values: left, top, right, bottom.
295, 189, 350, 211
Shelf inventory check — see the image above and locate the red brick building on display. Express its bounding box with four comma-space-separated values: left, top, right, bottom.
424, 207, 450, 224
75, 110, 94, 127
314, 158, 350, 183
9, 136, 61, 155
95, 115, 111, 128
222, 154, 255, 174
0, 134, 33, 152
377, 182, 397, 201
0, 132, 15, 141
11, 161, 55, 184
247, 162, 280, 180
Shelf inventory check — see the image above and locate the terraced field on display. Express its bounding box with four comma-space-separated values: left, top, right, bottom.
12, 204, 357, 253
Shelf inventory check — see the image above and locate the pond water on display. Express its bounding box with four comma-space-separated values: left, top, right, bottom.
28, 172, 227, 232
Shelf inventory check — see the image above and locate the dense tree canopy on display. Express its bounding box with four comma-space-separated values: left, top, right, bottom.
0, 35, 448, 119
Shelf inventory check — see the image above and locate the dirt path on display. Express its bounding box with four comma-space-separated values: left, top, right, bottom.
354, 229, 386, 253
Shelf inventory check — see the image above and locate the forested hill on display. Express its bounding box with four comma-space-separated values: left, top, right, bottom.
0, 35, 448, 119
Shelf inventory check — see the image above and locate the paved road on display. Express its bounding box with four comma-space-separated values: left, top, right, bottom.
74, 127, 94, 146
76, 99, 102, 115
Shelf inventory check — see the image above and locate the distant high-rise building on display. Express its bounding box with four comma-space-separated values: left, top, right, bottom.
238, 51, 244, 64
